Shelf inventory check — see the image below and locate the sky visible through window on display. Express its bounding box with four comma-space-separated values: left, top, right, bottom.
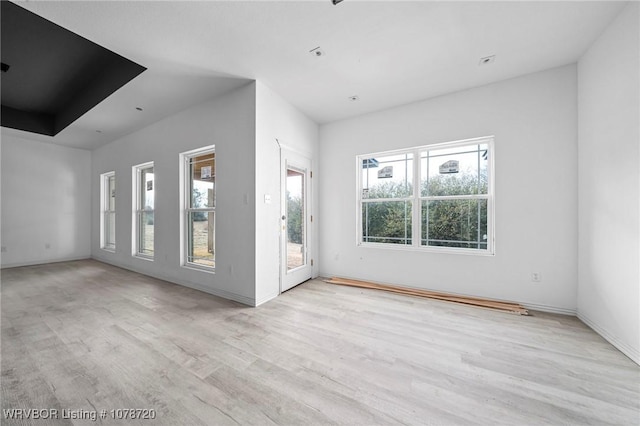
362, 144, 488, 194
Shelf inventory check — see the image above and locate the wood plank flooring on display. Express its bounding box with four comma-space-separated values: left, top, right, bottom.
2, 260, 639, 425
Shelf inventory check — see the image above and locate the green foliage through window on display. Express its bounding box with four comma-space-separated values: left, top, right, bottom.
287, 192, 303, 245
359, 139, 492, 252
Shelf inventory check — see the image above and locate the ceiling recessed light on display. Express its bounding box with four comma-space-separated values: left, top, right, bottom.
136, 107, 143, 111
348, 95, 359, 102
309, 47, 324, 57
95, 130, 102, 133
479, 55, 496, 66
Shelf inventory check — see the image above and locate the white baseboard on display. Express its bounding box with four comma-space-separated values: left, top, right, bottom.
319, 273, 577, 316
255, 292, 279, 307
91, 256, 256, 307
578, 312, 640, 366
522, 302, 576, 316
1, 256, 90, 270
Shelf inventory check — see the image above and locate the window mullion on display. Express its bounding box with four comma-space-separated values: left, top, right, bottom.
425, 149, 430, 246
362, 197, 413, 203
423, 194, 488, 201
412, 148, 420, 246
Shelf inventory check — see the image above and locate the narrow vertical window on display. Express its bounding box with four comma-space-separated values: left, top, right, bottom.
181, 147, 215, 270
134, 162, 154, 258
101, 171, 116, 251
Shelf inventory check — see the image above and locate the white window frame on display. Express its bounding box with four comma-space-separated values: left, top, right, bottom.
100, 171, 116, 252
132, 162, 154, 260
179, 146, 216, 272
356, 136, 495, 255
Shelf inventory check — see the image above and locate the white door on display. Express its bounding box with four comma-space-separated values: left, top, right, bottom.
281, 149, 312, 292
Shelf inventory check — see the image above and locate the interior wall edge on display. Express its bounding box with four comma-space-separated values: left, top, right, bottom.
578, 311, 640, 366
254, 291, 279, 307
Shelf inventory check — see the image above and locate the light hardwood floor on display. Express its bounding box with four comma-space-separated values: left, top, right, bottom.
2, 260, 638, 425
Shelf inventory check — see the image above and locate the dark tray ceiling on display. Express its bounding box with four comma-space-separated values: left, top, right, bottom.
1, 0, 146, 137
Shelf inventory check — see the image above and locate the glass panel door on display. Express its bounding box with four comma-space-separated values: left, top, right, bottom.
281, 148, 312, 293
286, 168, 305, 270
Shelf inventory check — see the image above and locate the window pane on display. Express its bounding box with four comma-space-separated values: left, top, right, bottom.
141, 168, 154, 210
139, 212, 154, 255
286, 169, 305, 270
188, 211, 215, 267
105, 211, 116, 248
190, 154, 215, 208
362, 201, 412, 245
421, 144, 488, 196
108, 175, 116, 210
362, 153, 413, 199
422, 199, 488, 249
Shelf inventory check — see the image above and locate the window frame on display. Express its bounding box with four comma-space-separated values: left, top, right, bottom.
179, 146, 216, 272
132, 162, 154, 260
100, 171, 116, 252
356, 136, 495, 255
360, 151, 414, 246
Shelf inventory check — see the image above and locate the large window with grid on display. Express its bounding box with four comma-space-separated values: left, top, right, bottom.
133, 162, 154, 258
181, 147, 215, 269
358, 136, 494, 254
100, 171, 116, 251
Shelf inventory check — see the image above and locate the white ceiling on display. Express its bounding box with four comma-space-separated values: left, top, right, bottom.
3, 0, 628, 150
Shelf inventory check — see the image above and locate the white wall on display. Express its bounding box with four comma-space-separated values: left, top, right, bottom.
254, 81, 319, 304
91, 83, 258, 305
1, 134, 91, 267
577, 3, 639, 364
319, 65, 578, 313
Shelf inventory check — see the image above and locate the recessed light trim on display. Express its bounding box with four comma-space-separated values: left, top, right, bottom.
309, 47, 324, 57
348, 95, 359, 102
479, 55, 496, 66
136, 107, 143, 111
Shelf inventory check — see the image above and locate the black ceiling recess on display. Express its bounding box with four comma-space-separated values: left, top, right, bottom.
1, 1, 146, 136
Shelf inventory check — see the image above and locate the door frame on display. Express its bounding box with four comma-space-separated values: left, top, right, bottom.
280, 147, 313, 293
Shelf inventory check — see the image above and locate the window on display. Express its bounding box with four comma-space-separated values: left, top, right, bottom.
358, 136, 494, 254
361, 152, 414, 245
133, 162, 154, 258
181, 147, 215, 269
101, 171, 116, 251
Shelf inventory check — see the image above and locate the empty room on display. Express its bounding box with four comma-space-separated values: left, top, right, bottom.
1, 0, 638, 424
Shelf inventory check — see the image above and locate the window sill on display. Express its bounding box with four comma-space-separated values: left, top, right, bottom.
358, 242, 495, 256
181, 264, 216, 274
101, 247, 115, 253
134, 254, 154, 262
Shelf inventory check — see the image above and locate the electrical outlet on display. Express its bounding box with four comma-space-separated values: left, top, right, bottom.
531, 272, 541, 282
